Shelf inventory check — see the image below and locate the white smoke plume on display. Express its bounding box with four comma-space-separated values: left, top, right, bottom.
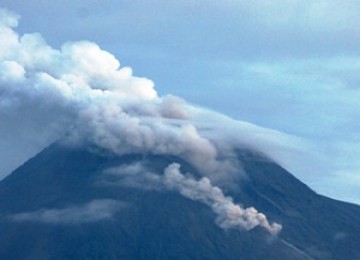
0, 8, 313, 235
10, 199, 124, 224
0, 8, 310, 181
0, 8, 232, 179
163, 163, 282, 235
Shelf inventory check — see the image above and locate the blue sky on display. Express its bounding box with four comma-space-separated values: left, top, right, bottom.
1, 0, 360, 203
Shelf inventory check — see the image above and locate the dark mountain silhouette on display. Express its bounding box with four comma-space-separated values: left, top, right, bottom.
0, 142, 359, 259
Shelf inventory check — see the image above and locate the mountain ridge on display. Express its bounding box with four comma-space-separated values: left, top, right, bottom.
0, 142, 359, 259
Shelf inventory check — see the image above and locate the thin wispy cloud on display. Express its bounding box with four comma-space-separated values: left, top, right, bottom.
10, 199, 124, 224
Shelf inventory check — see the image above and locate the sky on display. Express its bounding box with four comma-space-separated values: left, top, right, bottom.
0, 0, 359, 204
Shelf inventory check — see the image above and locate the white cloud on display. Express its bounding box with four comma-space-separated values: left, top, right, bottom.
0, 61, 25, 82
0, 8, 317, 185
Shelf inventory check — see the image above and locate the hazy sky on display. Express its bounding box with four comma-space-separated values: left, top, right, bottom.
1, 0, 360, 203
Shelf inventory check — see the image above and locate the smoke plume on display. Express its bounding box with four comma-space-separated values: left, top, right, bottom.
0, 8, 293, 234
0, 8, 230, 179
163, 163, 282, 235
100, 162, 282, 235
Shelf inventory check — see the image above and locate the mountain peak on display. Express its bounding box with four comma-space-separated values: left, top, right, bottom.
0, 143, 359, 259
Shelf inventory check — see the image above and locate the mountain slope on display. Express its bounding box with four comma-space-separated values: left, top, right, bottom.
0, 143, 359, 259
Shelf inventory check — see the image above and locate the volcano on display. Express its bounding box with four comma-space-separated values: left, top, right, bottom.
0, 142, 359, 259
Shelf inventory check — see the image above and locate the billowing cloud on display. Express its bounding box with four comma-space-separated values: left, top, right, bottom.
10, 199, 124, 224
0, 8, 308, 183
0, 1, 359, 205
0, 9, 217, 178
2, 8, 336, 235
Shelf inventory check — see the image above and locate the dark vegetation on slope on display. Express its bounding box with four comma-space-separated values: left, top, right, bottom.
0, 143, 359, 259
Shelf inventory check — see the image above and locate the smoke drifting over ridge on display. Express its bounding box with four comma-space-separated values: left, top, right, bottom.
0, 8, 311, 234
